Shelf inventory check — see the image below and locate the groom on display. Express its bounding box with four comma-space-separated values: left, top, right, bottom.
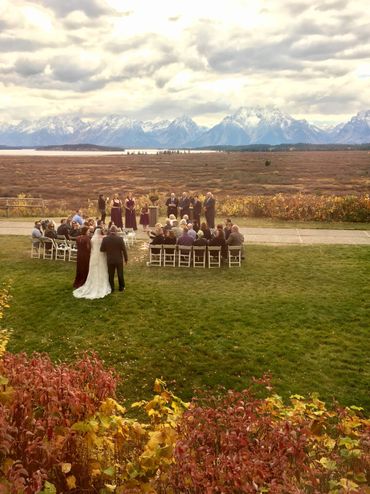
100, 225, 128, 292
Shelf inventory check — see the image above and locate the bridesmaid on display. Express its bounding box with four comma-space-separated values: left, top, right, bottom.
110, 193, 123, 229
139, 203, 149, 232
124, 191, 137, 230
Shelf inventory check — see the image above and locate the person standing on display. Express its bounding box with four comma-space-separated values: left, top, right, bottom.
204, 191, 216, 229
100, 225, 128, 292
98, 194, 107, 223
179, 192, 191, 219
73, 226, 91, 288
165, 193, 179, 218
124, 192, 137, 230
110, 194, 123, 229
191, 194, 202, 228
139, 203, 150, 232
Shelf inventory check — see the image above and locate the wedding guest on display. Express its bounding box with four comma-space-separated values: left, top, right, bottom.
110, 193, 123, 229
224, 218, 233, 240
100, 225, 128, 292
163, 229, 177, 244
149, 223, 163, 240
177, 227, 194, 246
44, 222, 57, 240
124, 191, 137, 230
226, 225, 244, 246
72, 209, 84, 226
182, 214, 190, 224
73, 226, 91, 288
32, 221, 42, 246
57, 219, 70, 239
179, 192, 191, 219
192, 194, 202, 226
204, 192, 216, 229
200, 221, 212, 240
171, 220, 182, 238
209, 228, 227, 258
98, 194, 107, 222
150, 226, 165, 254
163, 218, 172, 232
193, 229, 208, 247
166, 193, 179, 218
169, 214, 176, 225
187, 223, 197, 240
69, 221, 81, 238
139, 203, 149, 232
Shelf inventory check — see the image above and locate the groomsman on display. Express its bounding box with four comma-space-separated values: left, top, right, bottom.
203, 191, 216, 229
165, 193, 179, 218
179, 192, 191, 219
191, 194, 202, 227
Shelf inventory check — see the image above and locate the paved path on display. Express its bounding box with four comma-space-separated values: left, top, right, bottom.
1, 220, 369, 245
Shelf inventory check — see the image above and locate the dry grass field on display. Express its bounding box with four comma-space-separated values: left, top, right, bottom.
0, 151, 369, 208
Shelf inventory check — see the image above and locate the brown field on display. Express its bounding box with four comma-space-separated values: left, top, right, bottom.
0, 151, 369, 207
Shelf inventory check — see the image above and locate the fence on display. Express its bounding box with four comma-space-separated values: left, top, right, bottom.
0, 197, 45, 217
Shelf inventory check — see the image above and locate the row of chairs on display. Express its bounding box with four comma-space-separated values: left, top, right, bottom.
31, 230, 137, 262
147, 244, 243, 268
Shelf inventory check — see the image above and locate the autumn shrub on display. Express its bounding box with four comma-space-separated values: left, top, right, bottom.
167, 379, 370, 494
0, 352, 118, 493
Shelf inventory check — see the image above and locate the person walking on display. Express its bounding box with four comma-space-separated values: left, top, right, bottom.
100, 225, 128, 292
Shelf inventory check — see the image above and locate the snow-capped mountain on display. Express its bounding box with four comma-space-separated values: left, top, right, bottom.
0, 108, 370, 147
327, 110, 370, 144
190, 107, 326, 146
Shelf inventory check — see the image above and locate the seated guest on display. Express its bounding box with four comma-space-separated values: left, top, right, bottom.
209, 228, 227, 259
32, 221, 42, 246
171, 220, 183, 238
150, 226, 165, 254
69, 221, 81, 238
187, 223, 197, 240
193, 229, 208, 246
163, 218, 172, 232
200, 222, 212, 240
224, 218, 233, 240
149, 223, 163, 240
44, 222, 57, 251
163, 229, 177, 244
182, 214, 190, 224
177, 227, 194, 246
169, 214, 176, 226
226, 224, 245, 246
57, 219, 70, 239
72, 209, 84, 225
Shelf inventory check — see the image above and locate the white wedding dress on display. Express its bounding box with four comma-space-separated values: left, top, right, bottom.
73, 229, 111, 299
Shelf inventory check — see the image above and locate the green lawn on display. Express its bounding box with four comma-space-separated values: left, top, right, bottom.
1, 237, 369, 411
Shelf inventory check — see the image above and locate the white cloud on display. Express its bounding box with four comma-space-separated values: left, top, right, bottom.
0, 0, 369, 125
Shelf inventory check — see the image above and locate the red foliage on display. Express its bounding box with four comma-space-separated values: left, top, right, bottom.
0, 352, 117, 493
168, 381, 370, 493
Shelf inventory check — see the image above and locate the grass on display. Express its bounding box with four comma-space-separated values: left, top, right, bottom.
1, 237, 369, 412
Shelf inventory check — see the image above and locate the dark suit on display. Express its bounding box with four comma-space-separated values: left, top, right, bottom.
166, 197, 179, 217
192, 199, 202, 226
203, 197, 216, 228
179, 196, 191, 218
100, 234, 128, 291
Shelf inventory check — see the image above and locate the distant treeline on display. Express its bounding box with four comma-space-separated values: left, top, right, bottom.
195, 143, 370, 152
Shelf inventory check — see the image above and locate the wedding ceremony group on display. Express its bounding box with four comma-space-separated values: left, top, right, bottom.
30, 189, 245, 300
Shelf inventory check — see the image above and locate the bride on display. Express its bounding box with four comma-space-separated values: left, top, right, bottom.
73, 228, 111, 299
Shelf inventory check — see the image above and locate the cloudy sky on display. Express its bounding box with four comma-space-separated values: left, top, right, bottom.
0, 0, 369, 126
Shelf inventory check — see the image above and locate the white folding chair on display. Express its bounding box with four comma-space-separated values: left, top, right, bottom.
163, 245, 177, 267
30, 238, 41, 259
178, 245, 192, 267
54, 238, 70, 261
147, 244, 162, 266
208, 246, 221, 268
40, 237, 55, 260
193, 246, 207, 268
228, 246, 242, 267
68, 239, 78, 262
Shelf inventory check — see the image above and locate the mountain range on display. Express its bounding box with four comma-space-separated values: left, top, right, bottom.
0, 107, 370, 148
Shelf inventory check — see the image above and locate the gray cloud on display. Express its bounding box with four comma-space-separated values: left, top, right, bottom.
0, 37, 51, 52
50, 58, 105, 83
14, 57, 46, 76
